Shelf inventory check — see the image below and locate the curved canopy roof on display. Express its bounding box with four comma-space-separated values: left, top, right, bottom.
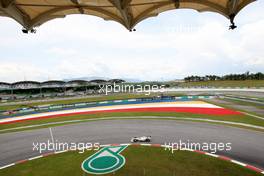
41, 80, 66, 85
0, 0, 256, 31
12, 81, 40, 85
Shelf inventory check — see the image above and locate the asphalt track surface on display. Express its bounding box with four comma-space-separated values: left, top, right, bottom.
0, 119, 264, 170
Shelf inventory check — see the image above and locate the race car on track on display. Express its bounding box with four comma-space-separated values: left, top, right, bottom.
131, 136, 151, 142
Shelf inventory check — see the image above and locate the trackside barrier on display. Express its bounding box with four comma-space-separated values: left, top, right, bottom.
0, 96, 216, 118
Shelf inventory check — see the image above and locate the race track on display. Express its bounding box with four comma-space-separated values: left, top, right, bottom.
0, 119, 264, 170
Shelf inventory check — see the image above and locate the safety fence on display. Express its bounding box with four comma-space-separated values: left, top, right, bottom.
0, 95, 216, 119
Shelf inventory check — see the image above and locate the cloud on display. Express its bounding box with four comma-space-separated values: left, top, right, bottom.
0, 62, 48, 82
47, 47, 78, 56
0, 1, 263, 82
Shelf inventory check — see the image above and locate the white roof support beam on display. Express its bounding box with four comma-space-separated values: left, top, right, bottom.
228, 0, 239, 15
71, 0, 84, 14
0, 0, 257, 31
0, 0, 30, 29
227, 0, 239, 30
0, 0, 14, 8
172, 0, 180, 8
109, 0, 133, 30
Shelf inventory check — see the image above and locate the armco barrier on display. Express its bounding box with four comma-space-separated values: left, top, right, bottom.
0, 96, 216, 119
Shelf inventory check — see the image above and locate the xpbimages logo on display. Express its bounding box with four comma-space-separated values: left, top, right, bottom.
99, 83, 166, 95
32, 140, 100, 154
164, 140, 232, 154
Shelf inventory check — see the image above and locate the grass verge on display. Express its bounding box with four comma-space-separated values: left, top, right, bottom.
0, 146, 261, 176
204, 99, 264, 117
222, 98, 264, 110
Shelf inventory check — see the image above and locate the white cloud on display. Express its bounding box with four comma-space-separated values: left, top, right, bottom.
47, 47, 78, 56
0, 62, 48, 82
0, 1, 263, 82
246, 57, 264, 67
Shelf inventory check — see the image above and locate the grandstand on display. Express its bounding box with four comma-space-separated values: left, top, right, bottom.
41, 80, 65, 88
0, 79, 125, 101
0, 82, 11, 90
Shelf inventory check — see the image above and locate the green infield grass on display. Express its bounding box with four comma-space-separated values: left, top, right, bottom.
0, 146, 261, 176
204, 99, 264, 116
221, 98, 264, 110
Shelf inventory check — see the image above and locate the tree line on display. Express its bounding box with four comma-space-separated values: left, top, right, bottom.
184, 72, 264, 82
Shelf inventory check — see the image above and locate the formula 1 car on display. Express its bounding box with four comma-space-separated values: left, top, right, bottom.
131, 136, 151, 142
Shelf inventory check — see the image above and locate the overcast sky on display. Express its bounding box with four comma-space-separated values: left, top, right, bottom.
0, 1, 263, 83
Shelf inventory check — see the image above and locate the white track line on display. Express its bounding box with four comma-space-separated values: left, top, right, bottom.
49, 128, 56, 152
241, 112, 264, 120
28, 155, 43, 160
0, 163, 15, 169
